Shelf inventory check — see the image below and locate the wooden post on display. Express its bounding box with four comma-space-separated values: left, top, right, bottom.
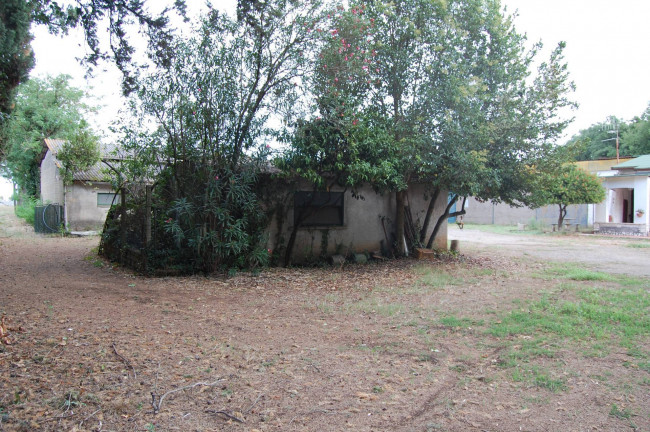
145, 185, 152, 247
119, 188, 127, 265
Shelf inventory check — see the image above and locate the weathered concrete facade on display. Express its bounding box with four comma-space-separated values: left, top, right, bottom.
40, 138, 119, 231
461, 198, 589, 227
63, 182, 116, 231
268, 183, 448, 262
40, 149, 65, 205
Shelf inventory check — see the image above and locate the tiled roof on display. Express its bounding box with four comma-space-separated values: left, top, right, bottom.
611, 155, 650, 171
43, 138, 119, 182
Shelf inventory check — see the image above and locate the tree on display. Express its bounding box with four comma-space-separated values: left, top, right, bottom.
357, 0, 576, 250
530, 164, 605, 228
622, 104, 650, 156
57, 129, 100, 184
0, 0, 34, 128
108, 0, 327, 273
567, 117, 629, 161
277, 3, 404, 264
1, 0, 184, 156
3, 74, 95, 197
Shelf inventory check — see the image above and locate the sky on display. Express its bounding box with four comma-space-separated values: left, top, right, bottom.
2, 0, 650, 199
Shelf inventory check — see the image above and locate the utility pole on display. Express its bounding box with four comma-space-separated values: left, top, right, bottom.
602, 117, 620, 163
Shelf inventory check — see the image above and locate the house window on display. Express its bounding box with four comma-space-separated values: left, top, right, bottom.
97, 193, 120, 207
294, 191, 344, 226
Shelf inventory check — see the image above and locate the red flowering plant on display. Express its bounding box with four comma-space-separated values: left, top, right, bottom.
277, 3, 403, 265
312, 3, 378, 129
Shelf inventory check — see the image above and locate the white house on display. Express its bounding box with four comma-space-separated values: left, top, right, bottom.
594, 155, 650, 236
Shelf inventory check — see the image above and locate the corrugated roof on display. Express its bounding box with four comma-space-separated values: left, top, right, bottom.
611, 155, 650, 170
43, 138, 119, 182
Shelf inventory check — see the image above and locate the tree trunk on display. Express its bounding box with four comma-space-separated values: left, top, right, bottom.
426, 195, 467, 249
284, 223, 300, 267
419, 188, 440, 244
558, 204, 567, 229
395, 190, 406, 256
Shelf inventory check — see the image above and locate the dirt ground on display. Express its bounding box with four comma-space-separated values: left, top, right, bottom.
1, 206, 649, 431
450, 226, 650, 277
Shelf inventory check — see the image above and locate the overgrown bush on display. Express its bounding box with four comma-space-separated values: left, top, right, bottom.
13, 194, 40, 225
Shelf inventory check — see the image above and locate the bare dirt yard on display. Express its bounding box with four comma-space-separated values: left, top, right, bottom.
1, 206, 649, 432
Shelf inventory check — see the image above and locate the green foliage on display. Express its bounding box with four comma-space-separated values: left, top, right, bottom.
568, 117, 628, 160
288, 0, 577, 251
1, 0, 181, 158
105, 1, 324, 274
623, 104, 650, 156
529, 164, 604, 227
536, 165, 605, 206
3, 75, 95, 197
568, 104, 650, 160
13, 194, 40, 225
57, 130, 100, 185
0, 0, 34, 126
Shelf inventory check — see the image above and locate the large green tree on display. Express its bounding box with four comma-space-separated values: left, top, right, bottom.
329, 0, 577, 251
277, 3, 404, 264
0, 0, 184, 155
110, 0, 326, 273
3, 74, 95, 197
0, 0, 34, 126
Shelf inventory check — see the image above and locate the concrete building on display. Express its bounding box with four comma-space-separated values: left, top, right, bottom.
594, 156, 650, 236
267, 182, 449, 263
40, 138, 120, 231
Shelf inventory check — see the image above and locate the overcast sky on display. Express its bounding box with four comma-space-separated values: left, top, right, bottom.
2, 0, 649, 198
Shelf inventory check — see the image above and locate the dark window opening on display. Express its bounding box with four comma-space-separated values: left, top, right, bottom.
294, 191, 344, 226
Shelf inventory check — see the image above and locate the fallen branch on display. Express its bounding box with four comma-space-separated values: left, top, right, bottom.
111, 343, 136, 379
151, 379, 225, 414
245, 393, 264, 414
79, 408, 102, 427
205, 410, 245, 423
38, 411, 77, 424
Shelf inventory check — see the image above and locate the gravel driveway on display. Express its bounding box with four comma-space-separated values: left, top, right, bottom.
449, 225, 650, 277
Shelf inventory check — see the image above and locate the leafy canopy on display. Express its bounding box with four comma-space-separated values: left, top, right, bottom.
3, 74, 96, 196
57, 129, 100, 185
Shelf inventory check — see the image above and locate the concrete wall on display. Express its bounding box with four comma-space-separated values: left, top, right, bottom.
270, 183, 448, 262
40, 151, 64, 205
65, 182, 115, 231
461, 197, 588, 227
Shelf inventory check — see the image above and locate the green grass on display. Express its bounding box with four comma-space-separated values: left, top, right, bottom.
625, 242, 650, 248
509, 365, 567, 392
460, 223, 546, 235
489, 286, 650, 343
535, 263, 648, 287
14, 196, 41, 225
415, 266, 458, 289
609, 404, 633, 420
439, 315, 483, 328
